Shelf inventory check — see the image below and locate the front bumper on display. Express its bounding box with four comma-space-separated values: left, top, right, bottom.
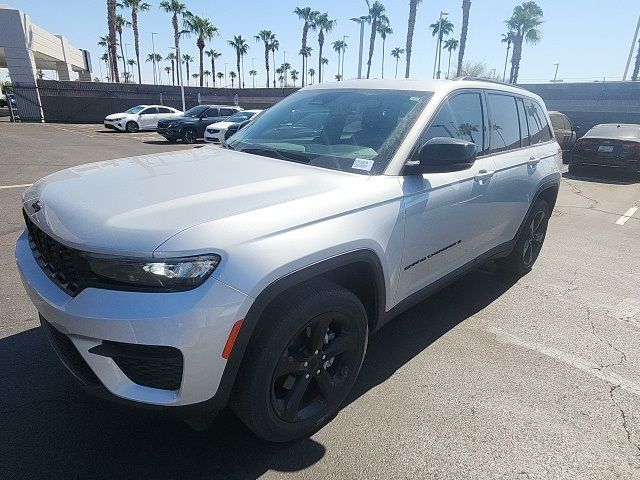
157, 126, 180, 140
16, 230, 251, 408
104, 120, 125, 131
204, 129, 225, 143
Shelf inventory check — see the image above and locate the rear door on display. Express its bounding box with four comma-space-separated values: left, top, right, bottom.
396, 90, 499, 302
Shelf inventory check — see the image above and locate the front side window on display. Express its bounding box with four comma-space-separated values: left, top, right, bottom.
184, 106, 209, 118
125, 105, 145, 114
220, 108, 236, 116
228, 89, 432, 175
487, 94, 521, 153
419, 92, 486, 155
157, 107, 172, 114
140, 107, 158, 115
524, 99, 552, 144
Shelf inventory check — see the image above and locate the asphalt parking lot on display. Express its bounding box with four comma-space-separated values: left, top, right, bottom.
1, 122, 640, 480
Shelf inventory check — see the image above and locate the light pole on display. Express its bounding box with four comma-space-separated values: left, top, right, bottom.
125, 43, 132, 81
341, 35, 349, 80
623, 12, 640, 80
151, 32, 159, 85
251, 57, 256, 88
433, 11, 448, 79
350, 16, 367, 79
552, 63, 559, 83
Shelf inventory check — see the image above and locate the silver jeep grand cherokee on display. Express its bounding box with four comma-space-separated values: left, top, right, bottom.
17, 78, 561, 442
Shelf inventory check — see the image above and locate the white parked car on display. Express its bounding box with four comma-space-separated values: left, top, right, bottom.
104, 105, 183, 133
204, 109, 263, 143
18, 79, 561, 442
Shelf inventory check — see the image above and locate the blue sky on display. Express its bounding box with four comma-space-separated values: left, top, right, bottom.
3, 0, 640, 85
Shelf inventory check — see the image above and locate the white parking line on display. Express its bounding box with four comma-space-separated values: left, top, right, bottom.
615, 206, 638, 225
0, 183, 32, 190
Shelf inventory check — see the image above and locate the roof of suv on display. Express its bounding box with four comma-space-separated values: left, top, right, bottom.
302, 78, 537, 98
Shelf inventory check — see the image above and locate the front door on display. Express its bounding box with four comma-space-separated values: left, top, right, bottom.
396, 91, 498, 303
138, 107, 158, 130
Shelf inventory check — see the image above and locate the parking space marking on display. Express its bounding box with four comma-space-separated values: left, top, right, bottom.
615, 206, 638, 225
0, 183, 32, 190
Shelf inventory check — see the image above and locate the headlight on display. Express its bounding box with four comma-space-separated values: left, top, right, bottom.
83, 254, 220, 292
109, 117, 125, 122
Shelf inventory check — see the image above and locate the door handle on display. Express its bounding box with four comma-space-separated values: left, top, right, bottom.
474, 169, 495, 182
527, 156, 541, 166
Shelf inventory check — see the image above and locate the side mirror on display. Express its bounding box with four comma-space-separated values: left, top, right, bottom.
405, 137, 477, 175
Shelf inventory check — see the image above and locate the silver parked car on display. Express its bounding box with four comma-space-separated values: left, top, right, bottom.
17, 78, 561, 442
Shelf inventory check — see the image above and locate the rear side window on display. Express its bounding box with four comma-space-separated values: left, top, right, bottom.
487, 94, 520, 153
420, 92, 486, 155
220, 108, 235, 116
517, 98, 530, 147
524, 99, 552, 144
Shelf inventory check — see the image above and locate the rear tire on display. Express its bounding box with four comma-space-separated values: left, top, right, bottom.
232, 280, 368, 443
125, 121, 139, 133
495, 198, 551, 276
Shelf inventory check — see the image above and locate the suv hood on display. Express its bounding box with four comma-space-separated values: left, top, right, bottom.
208, 121, 234, 130
22, 147, 372, 256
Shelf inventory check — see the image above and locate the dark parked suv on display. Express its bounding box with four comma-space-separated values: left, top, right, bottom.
157, 104, 242, 143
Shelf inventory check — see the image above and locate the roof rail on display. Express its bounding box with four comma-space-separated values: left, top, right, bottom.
453, 76, 519, 88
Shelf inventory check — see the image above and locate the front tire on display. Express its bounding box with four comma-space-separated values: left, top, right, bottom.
125, 121, 139, 133
496, 198, 551, 276
182, 128, 197, 144
232, 280, 368, 443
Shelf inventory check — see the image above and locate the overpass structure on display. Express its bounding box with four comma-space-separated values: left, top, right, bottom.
0, 3, 91, 120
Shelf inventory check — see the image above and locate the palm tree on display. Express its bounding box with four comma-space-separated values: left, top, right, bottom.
501, 31, 516, 81
443, 38, 459, 78
276, 68, 284, 87
216, 71, 224, 86
456, 0, 472, 77
192, 73, 199, 84
405, 0, 422, 78
205, 49, 221, 87
290, 69, 299, 86
164, 66, 171, 83
228, 71, 237, 88
280, 62, 292, 87
270, 38, 280, 87
390, 46, 404, 78
228, 35, 249, 88
332, 40, 346, 80
299, 46, 313, 85
249, 69, 258, 88
182, 53, 193, 85
430, 17, 454, 78
107, 0, 120, 82
123, 71, 132, 83
378, 23, 392, 78
127, 58, 137, 81
254, 30, 274, 88
166, 52, 177, 85
364, 1, 389, 79
294, 7, 319, 87
308, 67, 316, 85
506, 1, 543, 84
122, 0, 150, 84
159, 0, 188, 84
100, 52, 110, 80
632, 37, 640, 81
115, 14, 130, 79
146, 53, 162, 83
312, 13, 336, 83
184, 14, 219, 87
203, 70, 211, 86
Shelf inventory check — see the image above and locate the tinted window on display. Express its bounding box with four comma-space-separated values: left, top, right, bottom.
420, 92, 486, 155
202, 108, 219, 118
487, 94, 520, 153
184, 105, 209, 117
524, 99, 552, 144
220, 108, 236, 116
157, 107, 172, 114
585, 124, 640, 140
517, 98, 530, 147
140, 107, 157, 115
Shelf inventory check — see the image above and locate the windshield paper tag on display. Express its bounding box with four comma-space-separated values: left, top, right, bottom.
352, 158, 374, 171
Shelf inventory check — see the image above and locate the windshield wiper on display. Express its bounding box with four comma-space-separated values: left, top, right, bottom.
238, 146, 311, 164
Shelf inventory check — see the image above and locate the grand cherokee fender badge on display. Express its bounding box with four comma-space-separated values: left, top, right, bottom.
31, 200, 41, 212
404, 240, 462, 271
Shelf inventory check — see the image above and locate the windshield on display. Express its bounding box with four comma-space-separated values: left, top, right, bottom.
227, 111, 257, 123
227, 89, 432, 175
184, 105, 210, 118
125, 106, 145, 114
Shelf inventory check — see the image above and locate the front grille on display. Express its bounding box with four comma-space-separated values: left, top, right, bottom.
41, 317, 101, 386
23, 211, 99, 296
90, 341, 184, 391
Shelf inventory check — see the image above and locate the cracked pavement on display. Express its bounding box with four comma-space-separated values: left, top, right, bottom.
1, 123, 640, 479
